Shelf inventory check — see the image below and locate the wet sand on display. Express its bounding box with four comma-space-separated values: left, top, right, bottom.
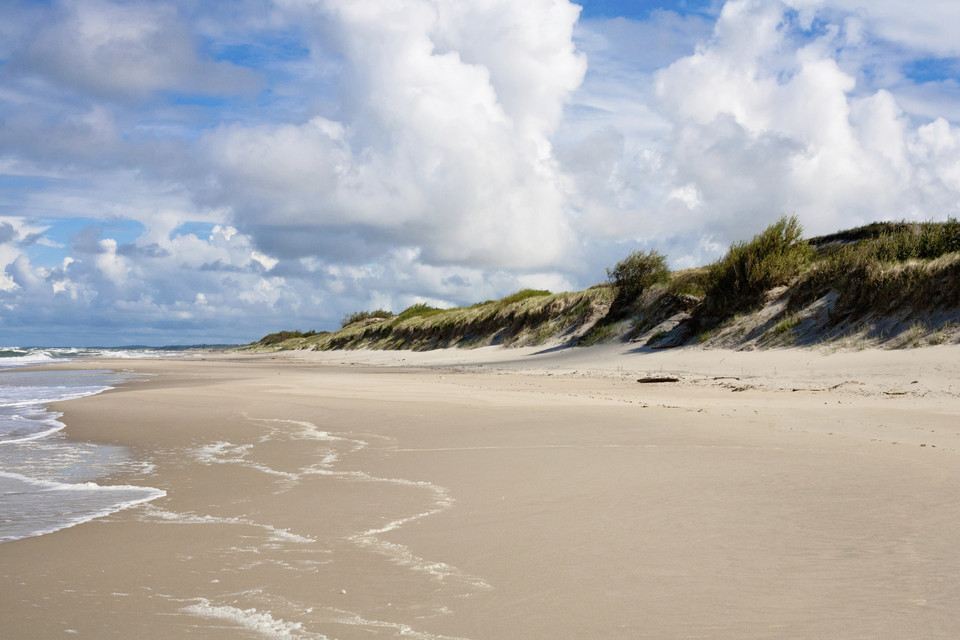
3, 345, 960, 638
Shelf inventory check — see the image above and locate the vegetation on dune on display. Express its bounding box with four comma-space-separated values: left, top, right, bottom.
391, 303, 443, 323
605, 249, 670, 319
664, 266, 711, 298
793, 219, 960, 317
251, 288, 612, 352
702, 215, 813, 321
487, 289, 552, 307
256, 330, 322, 346
341, 309, 393, 328
249, 217, 960, 353
808, 219, 960, 258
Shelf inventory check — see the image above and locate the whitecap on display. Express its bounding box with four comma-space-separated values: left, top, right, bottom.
0, 470, 165, 542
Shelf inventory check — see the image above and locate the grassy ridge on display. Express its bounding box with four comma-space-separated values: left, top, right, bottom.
250, 218, 960, 352
689, 218, 960, 348
702, 216, 812, 320
794, 220, 960, 316
254, 288, 613, 351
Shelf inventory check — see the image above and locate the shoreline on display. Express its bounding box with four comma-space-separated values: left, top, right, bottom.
3, 345, 960, 637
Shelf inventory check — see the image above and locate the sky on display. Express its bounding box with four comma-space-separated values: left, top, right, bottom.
1, 0, 959, 346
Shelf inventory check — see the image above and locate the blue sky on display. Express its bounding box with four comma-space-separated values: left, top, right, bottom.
1, 0, 959, 346
579, 0, 717, 19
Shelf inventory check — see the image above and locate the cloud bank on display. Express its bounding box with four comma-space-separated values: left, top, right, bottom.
0, 0, 958, 344
204, 0, 585, 269
565, 0, 960, 266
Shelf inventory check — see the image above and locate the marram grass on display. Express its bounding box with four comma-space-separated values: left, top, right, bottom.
251, 218, 960, 352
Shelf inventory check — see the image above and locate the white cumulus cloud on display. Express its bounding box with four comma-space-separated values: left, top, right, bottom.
204, 0, 586, 269
563, 0, 960, 267
15, 0, 258, 100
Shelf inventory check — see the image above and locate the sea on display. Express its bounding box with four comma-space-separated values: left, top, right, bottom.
0, 347, 178, 543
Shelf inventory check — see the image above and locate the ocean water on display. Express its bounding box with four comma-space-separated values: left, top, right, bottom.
0, 348, 169, 543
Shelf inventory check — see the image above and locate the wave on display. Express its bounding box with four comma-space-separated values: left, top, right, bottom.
0, 370, 123, 445
0, 470, 166, 543
0, 346, 193, 371
0, 367, 162, 543
0, 349, 64, 369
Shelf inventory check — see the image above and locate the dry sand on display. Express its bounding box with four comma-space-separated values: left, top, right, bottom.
3, 343, 960, 638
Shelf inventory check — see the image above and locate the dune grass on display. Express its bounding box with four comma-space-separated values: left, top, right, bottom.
391, 303, 444, 323
256, 330, 322, 347
283, 288, 612, 351
666, 266, 711, 298
251, 217, 960, 353
792, 220, 960, 317
703, 215, 813, 320
341, 309, 393, 328
477, 288, 552, 308
605, 250, 670, 319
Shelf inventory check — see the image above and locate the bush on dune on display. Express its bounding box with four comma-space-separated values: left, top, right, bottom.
340, 309, 393, 328
704, 215, 812, 319
846, 219, 960, 263
257, 330, 317, 346
254, 217, 960, 353
605, 249, 670, 318
391, 303, 443, 323
792, 219, 960, 315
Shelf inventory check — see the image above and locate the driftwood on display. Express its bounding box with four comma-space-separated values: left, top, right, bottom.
636, 376, 680, 384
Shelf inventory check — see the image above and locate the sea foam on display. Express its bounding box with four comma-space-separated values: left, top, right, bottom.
183, 599, 325, 639
0, 367, 165, 543
0, 470, 166, 542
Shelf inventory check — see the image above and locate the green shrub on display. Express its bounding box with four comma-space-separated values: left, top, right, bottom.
917, 219, 960, 258
773, 315, 800, 334
341, 309, 393, 328
606, 249, 670, 318
867, 220, 960, 262
814, 219, 960, 265
577, 322, 617, 346
258, 330, 314, 346
705, 215, 812, 318
791, 219, 960, 317
392, 303, 443, 323
667, 266, 710, 297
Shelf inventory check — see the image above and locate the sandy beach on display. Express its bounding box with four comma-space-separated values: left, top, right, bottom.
4, 343, 960, 638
